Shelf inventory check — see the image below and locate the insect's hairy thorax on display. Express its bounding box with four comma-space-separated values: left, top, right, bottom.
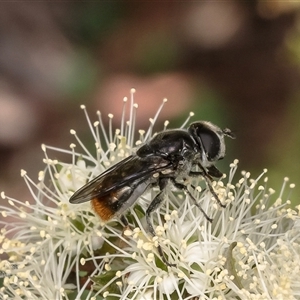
137, 129, 197, 159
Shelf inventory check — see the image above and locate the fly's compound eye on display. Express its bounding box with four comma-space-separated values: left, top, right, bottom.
189, 121, 223, 161
198, 128, 221, 160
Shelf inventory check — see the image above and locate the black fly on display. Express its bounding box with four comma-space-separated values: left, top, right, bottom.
70, 121, 235, 265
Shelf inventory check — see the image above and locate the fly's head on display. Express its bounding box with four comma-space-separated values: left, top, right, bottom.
188, 121, 235, 168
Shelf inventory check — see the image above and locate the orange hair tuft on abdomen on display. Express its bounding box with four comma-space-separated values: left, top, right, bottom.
91, 197, 115, 221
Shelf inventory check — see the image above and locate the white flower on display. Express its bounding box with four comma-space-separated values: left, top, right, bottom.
0, 89, 299, 300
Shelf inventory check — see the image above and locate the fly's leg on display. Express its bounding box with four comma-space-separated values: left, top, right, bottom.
146, 178, 176, 267
145, 191, 164, 237
120, 215, 129, 227
189, 182, 207, 196
189, 167, 226, 208
190, 164, 223, 179
188, 170, 205, 177
202, 176, 226, 208
169, 178, 213, 223
118, 215, 131, 249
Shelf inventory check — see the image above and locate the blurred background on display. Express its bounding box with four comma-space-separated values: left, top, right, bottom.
1, 1, 300, 205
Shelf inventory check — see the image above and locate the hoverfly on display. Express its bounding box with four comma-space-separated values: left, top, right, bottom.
70, 121, 235, 265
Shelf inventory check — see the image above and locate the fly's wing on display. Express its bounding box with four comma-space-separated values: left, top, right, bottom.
69, 154, 171, 204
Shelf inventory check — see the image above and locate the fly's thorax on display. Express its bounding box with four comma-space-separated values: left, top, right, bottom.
173, 158, 194, 180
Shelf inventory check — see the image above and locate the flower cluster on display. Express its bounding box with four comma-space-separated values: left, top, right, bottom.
0, 89, 300, 300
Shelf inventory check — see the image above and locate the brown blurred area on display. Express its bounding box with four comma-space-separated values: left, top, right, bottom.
1, 1, 300, 204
